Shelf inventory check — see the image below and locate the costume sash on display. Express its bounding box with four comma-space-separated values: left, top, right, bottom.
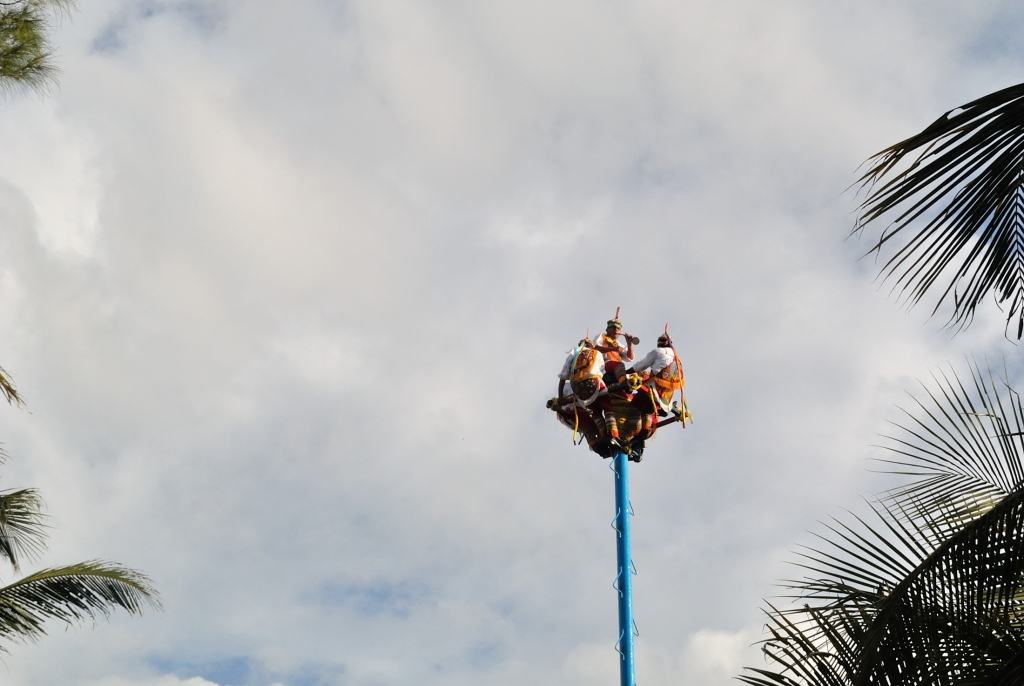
571, 348, 601, 382
600, 333, 623, 362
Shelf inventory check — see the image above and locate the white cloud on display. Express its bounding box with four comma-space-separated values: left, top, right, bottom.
0, 1, 1020, 685
91, 677, 222, 686
0, 101, 102, 258
684, 627, 763, 685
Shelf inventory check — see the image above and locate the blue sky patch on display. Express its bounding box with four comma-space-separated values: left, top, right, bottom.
312, 578, 434, 618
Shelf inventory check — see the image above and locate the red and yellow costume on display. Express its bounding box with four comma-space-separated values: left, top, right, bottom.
556, 341, 621, 443
630, 336, 689, 437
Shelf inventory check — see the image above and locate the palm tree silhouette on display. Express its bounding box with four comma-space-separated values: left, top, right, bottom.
855, 84, 1024, 338
742, 361, 1024, 686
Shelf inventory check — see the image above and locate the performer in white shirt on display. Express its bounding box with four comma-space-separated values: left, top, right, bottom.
628, 331, 687, 441
558, 339, 604, 404
631, 342, 677, 381
555, 338, 623, 450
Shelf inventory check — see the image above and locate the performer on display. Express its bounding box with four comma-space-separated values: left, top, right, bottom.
556, 338, 623, 450
619, 330, 688, 459
558, 339, 602, 400
630, 330, 687, 421
593, 310, 635, 386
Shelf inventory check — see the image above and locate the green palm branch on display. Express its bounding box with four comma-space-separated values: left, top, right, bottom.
0, 561, 159, 646
0, 364, 23, 406
0, 466, 159, 646
741, 361, 1024, 686
0, 488, 47, 570
855, 84, 1024, 336
0, 0, 75, 92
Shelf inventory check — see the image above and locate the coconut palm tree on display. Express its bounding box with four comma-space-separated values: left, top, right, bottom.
0, 0, 160, 647
0, 487, 159, 649
855, 84, 1024, 338
0, 2, 159, 648
0, 373, 159, 650
741, 361, 1024, 686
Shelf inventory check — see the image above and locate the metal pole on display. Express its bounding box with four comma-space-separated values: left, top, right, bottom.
612, 449, 636, 686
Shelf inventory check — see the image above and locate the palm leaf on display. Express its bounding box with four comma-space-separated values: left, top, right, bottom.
849, 490, 1024, 686
0, 0, 75, 93
0, 488, 46, 571
985, 649, 1024, 686
0, 4, 54, 90
0, 560, 159, 646
0, 365, 23, 407
746, 494, 1024, 686
854, 83, 1024, 335
742, 362, 1024, 686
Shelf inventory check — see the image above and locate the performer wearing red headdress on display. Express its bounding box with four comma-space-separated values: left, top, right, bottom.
593, 308, 635, 386
556, 338, 623, 451
629, 328, 689, 443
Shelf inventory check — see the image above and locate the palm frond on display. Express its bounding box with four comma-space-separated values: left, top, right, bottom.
851, 490, 1024, 686
0, 560, 159, 646
0, 0, 74, 94
742, 361, 1024, 686
0, 488, 46, 571
0, 365, 23, 407
0, 5, 54, 91
854, 83, 1024, 335
985, 649, 1024, 686
747, 491, 1024, 686
876, 359, 1024, 513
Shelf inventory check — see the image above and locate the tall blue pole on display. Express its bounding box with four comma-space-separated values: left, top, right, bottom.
612, 449, 636, 686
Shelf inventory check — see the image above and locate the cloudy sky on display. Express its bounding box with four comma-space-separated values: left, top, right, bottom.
0, 1, 1020, 684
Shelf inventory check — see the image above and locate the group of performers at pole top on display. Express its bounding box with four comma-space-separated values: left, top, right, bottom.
548, 309, 692, 462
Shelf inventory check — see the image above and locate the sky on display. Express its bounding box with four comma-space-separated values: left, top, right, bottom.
0, 1, 1022, 685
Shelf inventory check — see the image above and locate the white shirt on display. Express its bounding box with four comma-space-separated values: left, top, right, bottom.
633, 347, 677, 375
559, 347, 605, 380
